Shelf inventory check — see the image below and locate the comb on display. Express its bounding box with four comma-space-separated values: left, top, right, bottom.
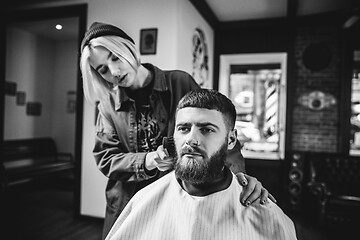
162, 136, 176, 158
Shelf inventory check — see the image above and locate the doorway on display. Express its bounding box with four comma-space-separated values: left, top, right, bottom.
1, 4, 87, 217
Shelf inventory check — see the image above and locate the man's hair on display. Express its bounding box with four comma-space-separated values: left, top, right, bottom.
176, 89, 236, 130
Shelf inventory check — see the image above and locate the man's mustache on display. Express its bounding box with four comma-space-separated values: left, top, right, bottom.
180, 145, 206, 157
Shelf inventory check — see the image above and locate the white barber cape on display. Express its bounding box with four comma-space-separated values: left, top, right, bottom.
106, 171, 297, 240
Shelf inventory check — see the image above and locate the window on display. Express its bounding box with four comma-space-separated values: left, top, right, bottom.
219, 53, 287, 160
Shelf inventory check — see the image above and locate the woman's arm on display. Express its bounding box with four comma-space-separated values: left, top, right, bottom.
93, 110, 159, 182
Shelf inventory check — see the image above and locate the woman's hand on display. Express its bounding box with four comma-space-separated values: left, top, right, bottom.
155, 145, 175, 171
145, 145, 174, 172
235, 172, 277, 206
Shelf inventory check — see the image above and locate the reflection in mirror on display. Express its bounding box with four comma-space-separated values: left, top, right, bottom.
350, 50, 360, 155
219, 53, 287, 160
5, 18, 79, 157
2, 6, 87, 237
229, 65, 282, 155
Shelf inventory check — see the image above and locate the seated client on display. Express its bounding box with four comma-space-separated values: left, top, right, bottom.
105, 89, 298, 240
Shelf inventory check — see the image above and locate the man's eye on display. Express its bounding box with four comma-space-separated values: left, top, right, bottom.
177, 126, 189, 132
201, 128, 214, 134
111, 54, 119, 61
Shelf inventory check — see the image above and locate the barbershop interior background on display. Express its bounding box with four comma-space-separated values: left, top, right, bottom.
1, 0, 360, 239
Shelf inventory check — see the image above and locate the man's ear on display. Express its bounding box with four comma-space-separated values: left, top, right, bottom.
227, 129, 237, 150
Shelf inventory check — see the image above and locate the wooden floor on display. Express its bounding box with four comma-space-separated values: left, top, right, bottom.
1, 180, 356, 240
1, 181, 103, 240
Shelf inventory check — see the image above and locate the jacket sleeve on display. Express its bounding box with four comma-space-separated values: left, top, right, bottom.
225, 140, 246, 174
93, 106, 158, 183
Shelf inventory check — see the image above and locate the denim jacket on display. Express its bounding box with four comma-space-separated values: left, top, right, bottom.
94, 63, 245, 239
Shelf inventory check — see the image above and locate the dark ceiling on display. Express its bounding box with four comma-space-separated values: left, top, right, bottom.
4, 0, 360, 41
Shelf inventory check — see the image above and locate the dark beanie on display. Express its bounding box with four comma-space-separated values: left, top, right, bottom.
81, 22, 135, 51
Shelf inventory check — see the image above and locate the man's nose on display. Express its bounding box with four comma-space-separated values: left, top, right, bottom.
185, 129, 200, 147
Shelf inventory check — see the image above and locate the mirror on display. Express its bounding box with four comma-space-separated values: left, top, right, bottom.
219, 53, 287, 160
1, 4, 87, 216
5, 17, 79, 152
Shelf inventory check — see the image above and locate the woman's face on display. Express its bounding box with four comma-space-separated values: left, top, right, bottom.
89, 46, 138, 88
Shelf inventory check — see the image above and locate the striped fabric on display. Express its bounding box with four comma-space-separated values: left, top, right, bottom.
106, 172, 297, 240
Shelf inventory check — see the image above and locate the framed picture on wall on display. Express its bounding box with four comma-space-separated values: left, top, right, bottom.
67, 90, 76, 113
5, 81, 17, 96
26, 102, 42, 116
140, 28, 157, 55
16, 91, 26, 105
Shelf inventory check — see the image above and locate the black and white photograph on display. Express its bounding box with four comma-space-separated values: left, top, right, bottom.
2, 1, 359, 240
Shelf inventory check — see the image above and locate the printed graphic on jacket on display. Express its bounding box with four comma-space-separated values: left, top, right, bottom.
136, 105, 162, 152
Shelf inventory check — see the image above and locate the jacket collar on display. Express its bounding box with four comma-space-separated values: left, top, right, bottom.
113, 63, 168, 111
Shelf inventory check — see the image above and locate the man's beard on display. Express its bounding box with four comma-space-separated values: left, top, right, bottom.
175, 140, 228, 185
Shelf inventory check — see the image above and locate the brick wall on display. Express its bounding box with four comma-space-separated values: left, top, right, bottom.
291, 26, 342, 152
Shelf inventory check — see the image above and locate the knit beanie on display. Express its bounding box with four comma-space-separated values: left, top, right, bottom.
81, 22, 135, 51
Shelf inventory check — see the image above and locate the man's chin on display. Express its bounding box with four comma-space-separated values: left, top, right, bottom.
175, 157, 205, 182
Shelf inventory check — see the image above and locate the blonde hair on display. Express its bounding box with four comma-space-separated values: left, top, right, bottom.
80, 36, 141, 104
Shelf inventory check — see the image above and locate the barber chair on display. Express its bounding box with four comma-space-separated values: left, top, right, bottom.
307, 154, 360, 227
